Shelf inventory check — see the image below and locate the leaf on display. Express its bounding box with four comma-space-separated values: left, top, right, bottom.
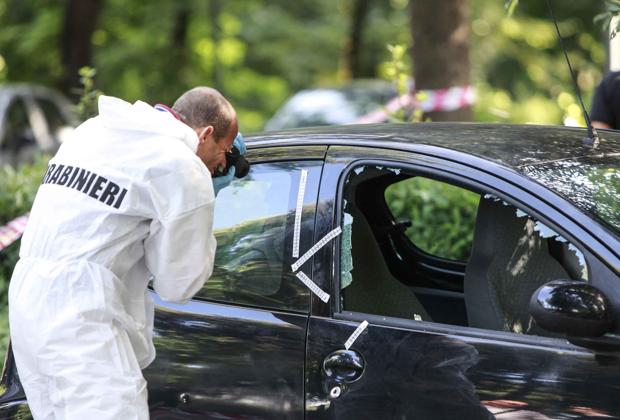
605, 0, 620, 13
505, 0, 519, 17
594, 12, 611, 28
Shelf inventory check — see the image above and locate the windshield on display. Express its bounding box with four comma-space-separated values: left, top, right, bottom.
519, 154, 620, 237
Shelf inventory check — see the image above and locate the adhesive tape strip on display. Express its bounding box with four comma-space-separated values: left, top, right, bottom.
292, 169, 308, 258
291, 226, 342, 272
344, 320, 369, 350
296, 271, 330, 303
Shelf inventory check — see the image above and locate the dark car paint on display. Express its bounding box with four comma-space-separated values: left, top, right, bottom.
307, 314, 620, 419
256, 123, 620, 169
1, 123, 620, 419
144, 297, 307, 418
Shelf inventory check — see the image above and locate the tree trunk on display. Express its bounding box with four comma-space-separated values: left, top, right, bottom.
170, 4, 190, 78
61, 0, 103, 97
344, 0, 371, 79
172, 4, 190, 56
158, 3, 190, 102
410, 0, 472, 121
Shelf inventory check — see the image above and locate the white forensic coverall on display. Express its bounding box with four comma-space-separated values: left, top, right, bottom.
8, 96, 217, 419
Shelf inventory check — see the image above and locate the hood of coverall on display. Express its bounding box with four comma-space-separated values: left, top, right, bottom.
97, 95, 200, 153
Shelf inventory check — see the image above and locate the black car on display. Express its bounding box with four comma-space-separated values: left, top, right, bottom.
1, 123, 620, 419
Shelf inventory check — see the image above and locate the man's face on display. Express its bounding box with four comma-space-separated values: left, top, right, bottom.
196, 119, 238, 175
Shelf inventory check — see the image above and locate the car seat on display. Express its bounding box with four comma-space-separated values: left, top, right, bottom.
343, 204, 431, 321
463, 196, 570, 335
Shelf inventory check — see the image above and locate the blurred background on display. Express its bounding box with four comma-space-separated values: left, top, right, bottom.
0, 0, 611, 355
0, 0, 608, 132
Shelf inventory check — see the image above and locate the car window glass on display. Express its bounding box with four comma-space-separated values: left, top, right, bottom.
195, 161, 321, 313
339, 163, 589, 338
521, 157, 620, 239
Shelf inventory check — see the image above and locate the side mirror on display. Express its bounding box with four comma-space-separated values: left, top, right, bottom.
530, 280, 615, 338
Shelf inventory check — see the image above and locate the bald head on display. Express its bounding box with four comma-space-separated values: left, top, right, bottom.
172, 87, 236, 140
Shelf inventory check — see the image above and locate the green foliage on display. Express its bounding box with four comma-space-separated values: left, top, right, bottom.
379, 44, 425, 123
383, 44, 410, 95
89, 0, 352, 132
0, 1, 63, 84
0, 0, 412, 132
471, 0, 603, 126
375, 0, 603, 127
0, 156, 49, 357
74, 66, 103, 122
505, 0, 520, 17
0, 0, 606, 130
385, 178, 480, 261
594, 0, 620, 38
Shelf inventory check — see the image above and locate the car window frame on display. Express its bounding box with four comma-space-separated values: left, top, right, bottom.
320, 149, 620, 350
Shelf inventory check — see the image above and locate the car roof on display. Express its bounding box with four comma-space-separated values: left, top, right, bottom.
249, 122, 620, 168
0, 83, 69, 101
0, 83, 76, 122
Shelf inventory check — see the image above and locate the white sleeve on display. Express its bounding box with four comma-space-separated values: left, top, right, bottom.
144, 202, 217, 304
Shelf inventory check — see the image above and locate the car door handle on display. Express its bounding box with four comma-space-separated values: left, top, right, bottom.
322, 349, 365, 383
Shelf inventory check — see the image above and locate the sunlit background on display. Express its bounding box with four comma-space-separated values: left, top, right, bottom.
0, 0, 607, 132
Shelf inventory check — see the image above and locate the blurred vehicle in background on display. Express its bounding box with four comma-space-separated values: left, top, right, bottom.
0, 84, 77, 167
264, 79, 397, 131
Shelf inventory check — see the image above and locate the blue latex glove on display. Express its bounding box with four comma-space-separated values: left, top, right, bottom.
233, 132, 246, 155
213, 166, 235, 196
212, 132, 245, 196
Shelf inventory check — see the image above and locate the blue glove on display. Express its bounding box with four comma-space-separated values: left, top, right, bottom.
212, 132, 245, 196
233, 132, 246, 155
213, 166, 236, 196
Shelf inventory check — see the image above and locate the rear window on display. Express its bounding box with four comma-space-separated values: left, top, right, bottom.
520, 155, 620, 238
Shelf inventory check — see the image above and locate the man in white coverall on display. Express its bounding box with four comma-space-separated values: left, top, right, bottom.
8, 86, 242, 419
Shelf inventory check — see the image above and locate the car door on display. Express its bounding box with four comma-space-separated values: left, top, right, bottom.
305, 146, 620, 419
142, 145, 326, 419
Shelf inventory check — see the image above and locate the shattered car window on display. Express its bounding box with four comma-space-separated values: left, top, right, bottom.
341, 202, 354, 290
519, 154, 620, 238
484, 194, 588, 281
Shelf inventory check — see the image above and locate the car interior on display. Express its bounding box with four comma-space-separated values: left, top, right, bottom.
340, 164, 588, 337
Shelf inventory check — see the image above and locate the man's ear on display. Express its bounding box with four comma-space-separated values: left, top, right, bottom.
198, 125, 215, 143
